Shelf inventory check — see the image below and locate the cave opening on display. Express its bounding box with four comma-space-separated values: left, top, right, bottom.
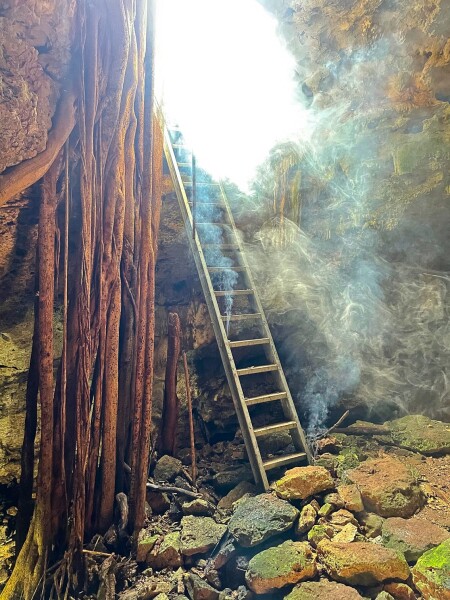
0, 0, 450, 598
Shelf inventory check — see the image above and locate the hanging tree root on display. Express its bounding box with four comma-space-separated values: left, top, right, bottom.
0, 89, 76, 208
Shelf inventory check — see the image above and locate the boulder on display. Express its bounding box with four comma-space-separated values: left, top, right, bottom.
153, 455, 183, 482
308, 524, 333, 547
317, 540, 410, 586
318, 503, 334, 517
273, 466, 334, 500
180, 516, 227, 556
185, 573, 219, 600
147, 491, 171, 514
412, 538, 450, 599
347, 456, 425, 517
337, 484, 364, 513
217, 481, 256, 511
295, 504, 317, 535
228, 493, 299, 547
376, 593, 395, 600
382, 517, 449, 562
323, 493, 344, 509
284, 579, 364, 599
245, 540, 316, 594
213, 465, 253, 492
146, 531, 182, 569
328, 509, 358, 529
388, 415, 450, 455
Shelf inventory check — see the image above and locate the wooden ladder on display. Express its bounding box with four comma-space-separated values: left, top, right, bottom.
163, 124, 312, 490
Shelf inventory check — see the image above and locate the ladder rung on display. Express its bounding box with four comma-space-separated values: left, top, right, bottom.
245, 392, 287, 406
177, 162, 192, 167
203, 244, 239, 250
228, 338, 270, 348
236, 364, 278, 376
254, 421, 297, 437
215, 289, 253, 296
221, 313, 261, 322
208, 266, 245, 272
263, 452, 307, 471
172, 143, 188, 148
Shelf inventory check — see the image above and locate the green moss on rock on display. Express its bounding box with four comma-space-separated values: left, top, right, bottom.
412, 538, 450, 599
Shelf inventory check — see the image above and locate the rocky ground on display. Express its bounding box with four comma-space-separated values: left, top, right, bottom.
1, 414, 450, 599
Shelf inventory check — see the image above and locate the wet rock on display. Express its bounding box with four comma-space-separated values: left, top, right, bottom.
388, 415, 450, 455
284, 579, 364, 599
147, 531, 182, 569
347, 456, 425, 517
273, 466, 334, 500
245, 540, 316, 594
317, 540, 410, 586
182, 499, 214, 517
217, 481, 256, 511
411, 538, 450, 599
382, 516, 449, 563
358, 512, 384, 538
136, 529, 159, 563
307, 524, 333, 547
185, 573, 219, 600
383, 582, 417, 600
180, 516, 227, 556
154, 455, 183, 482
228, 493, 299, 547
295, 504, 317, 535
337, 484, 364, 513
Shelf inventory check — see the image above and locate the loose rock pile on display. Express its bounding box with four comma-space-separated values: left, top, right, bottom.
121, 415, 450, 600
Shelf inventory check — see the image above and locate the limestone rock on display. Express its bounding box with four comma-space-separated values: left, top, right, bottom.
376, 593, 395, 600
217, 481, 256, 511
388, 415, 450, 455
182, 499, 214, 517
245, 540, 316, 594
180, 516, 226, 556
273, 466, 334, 500
412, 538, 450, 600
228, 493, 299, 547
317, 540, 410, 586
213, 465, 253, 492
383, 582, 417, 600
185, 573, 219, 600
284, 579, 364, 599
382, 517, 449, 563
323, 493, 344, 509
296, 504, 317, 535
347, 456, 425, 517
328, 509, 358, 529
154, 455, 183, 482
318, 503, 334, 517
147, 531, 182, 569
337, 484, 364, 513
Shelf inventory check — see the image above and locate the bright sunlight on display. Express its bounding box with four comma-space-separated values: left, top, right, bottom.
156, 0, 309, 190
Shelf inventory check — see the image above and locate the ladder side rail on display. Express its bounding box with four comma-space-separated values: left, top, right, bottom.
218, 183, 313, 463
163, 128, 269, 488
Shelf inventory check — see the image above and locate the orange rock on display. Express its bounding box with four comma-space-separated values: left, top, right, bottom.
273, 466, 334, 500
383, 582, 417, 600
347, 456, 425, 517
317, 540, 410, 586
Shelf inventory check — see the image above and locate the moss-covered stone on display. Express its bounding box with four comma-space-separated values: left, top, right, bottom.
245, 540, 316, 594
382, 517, 449, 563
308, 524, 333, 547
412, 538, 450, 599
387, 415, 450, 455
180, 516, 226, 556
284, 579, 364, 599
228, 493, 299, 547
317, 540, 410, 586
147, 531, 182, 569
